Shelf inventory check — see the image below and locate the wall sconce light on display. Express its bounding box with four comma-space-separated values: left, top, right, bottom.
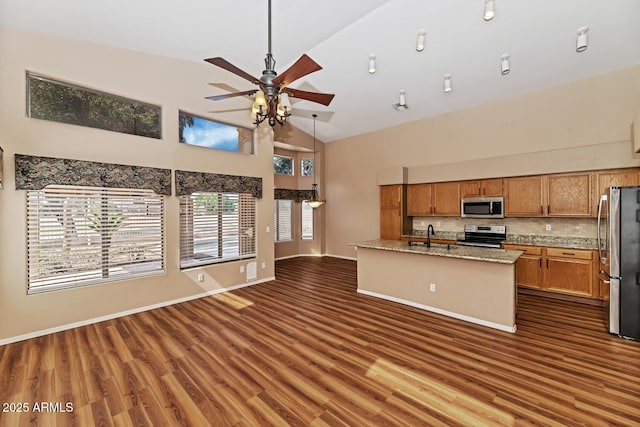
368, 54, 376, 74
576, 27, 589, 52
443, 74, 452, 93
484, 0, 495, 21
393, 89, 408, 111
501, 54, 510, 75
416, 30, 426, 52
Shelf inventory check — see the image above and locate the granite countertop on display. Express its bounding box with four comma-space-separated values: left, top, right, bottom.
407, 230, 598, 250
353, 239, 523, 264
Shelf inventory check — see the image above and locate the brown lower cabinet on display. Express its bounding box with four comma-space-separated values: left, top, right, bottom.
503, 244, 598, 299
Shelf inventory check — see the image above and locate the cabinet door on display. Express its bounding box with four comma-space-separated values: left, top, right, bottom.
407, 184, 432, 216
547, 172, 592, 217
504, 176, 545, 217
503, 244, 543, 289
596, 169, 639, 217
432, 182, 460, 216
462, 180, 482, 197
545, 248, 593, 297
482, 178, 503, 197
380, 208, 403, 240
380, 185, 401, 209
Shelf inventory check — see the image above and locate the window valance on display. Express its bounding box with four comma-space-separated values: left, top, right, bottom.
14, 154, 171, 195
175, 170, 262, 198
274, 188, 314, 202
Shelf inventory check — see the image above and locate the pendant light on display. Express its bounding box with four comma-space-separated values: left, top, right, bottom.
305, 114, 325, 208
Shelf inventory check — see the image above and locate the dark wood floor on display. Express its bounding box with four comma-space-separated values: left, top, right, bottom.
1, 256, 640, 426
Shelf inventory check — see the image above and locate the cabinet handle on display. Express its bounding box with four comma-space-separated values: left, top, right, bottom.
540, 205, 543, 214
546, 259, 549, 268
562, 252, 575, 256
539, 259, 542, 268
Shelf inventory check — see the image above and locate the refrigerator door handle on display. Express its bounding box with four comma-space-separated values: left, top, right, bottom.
597, 195, 609, 264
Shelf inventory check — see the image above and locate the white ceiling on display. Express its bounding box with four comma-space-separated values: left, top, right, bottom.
1, 0, 639, 142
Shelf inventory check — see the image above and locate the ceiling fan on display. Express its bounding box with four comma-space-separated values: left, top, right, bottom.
204, 0, 335, 128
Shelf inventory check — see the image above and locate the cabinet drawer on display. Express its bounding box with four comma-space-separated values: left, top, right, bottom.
503, 244, 542, 256
546, 248, 592, 260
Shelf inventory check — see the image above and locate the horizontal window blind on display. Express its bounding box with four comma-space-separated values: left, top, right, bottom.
180, 192, 255, 268
301, 201, 314, 240
27, 186, 164, 294
274, 199, 293, 242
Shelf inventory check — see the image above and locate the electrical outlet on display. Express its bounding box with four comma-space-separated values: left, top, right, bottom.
436, 221, 441, 227
545, 224, 551, 231
261, 262, 266, 269
240, 265, 245, 273
197, 273, 204, 282
420, 221, 425, 227
266, 226, 271, 233
429, 283, 436, 292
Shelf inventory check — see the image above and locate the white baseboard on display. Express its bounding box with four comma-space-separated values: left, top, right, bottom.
0, 276, 276, 346
324, 253, 357, 261
275, 253, 324, 261
357, 289, 517, 333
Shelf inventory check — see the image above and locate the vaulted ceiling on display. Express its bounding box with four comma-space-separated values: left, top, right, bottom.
2, 0, 639, 142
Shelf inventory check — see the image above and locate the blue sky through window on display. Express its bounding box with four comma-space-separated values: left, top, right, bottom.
181, 115, 239, 152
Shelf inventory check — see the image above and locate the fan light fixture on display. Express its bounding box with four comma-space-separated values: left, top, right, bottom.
501, 54, 510, 75
576, 27, 589, 52
484, 0, 495, 21
416, 30, 426, 52
368, 54, 377, 74
393, 90, 408, 111
443, 74, 452, 93
305, 114, 325, 209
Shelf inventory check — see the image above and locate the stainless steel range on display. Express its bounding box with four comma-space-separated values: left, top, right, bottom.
456, 224, 506, 248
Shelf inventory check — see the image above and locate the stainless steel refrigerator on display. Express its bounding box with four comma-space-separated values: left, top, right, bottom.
597, 186, 640, 341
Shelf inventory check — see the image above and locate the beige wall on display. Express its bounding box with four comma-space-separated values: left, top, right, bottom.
0, 28, 277, 342
325, 65, 640, 259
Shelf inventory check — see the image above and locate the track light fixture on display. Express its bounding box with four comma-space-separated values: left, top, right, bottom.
576, 27, 589, 52
501, 54, 510, 75
416, 30, 426, 52
393, 90, 408, 111
484, 0, 495, 21
368, 54, 376, 74
443, 74, 452, 93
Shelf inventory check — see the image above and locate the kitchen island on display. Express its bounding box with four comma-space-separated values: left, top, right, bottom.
353, 240, 523, 332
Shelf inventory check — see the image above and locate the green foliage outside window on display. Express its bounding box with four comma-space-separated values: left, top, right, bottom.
27, 72, 161, 139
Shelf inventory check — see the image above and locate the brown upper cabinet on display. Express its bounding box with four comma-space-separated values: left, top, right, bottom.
547, 172, 592, 217
595, 169, 639, 216
407, 182, 460, 216
380, 185, 411, 240
504, 172, 592, 217
461, 178, 503, 197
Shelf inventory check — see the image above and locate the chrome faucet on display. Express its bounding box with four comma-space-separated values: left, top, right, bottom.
426, 224, 435, 248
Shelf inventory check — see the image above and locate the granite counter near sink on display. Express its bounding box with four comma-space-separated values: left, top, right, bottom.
352, 239, 523, 333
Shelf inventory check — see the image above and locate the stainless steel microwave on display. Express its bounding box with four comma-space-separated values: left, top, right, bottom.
461, 197, 504, 218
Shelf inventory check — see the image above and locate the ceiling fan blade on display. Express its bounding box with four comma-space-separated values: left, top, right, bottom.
204, 57, 260, 85
272, 54, 322, 87
286, 88, 335, 106
205, 89, 258, 101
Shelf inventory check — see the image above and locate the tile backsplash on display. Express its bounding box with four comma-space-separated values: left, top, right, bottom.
412, 216, 597, 239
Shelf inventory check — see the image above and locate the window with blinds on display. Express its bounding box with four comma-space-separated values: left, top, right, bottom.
26, 186, 164, 294
301, 201, 314, 240
179, 192, 256, 268
274, 199, 293, 242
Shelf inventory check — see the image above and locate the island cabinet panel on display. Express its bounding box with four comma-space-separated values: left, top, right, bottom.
503, 244, 543, 289
545, 248, 593, 297
547, 172, 592, 217
462, 178, 503, 197
504, 176, 546, 217
407, 184, 433, 216
595, 169, 639, 217
380, 185, 411, 240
